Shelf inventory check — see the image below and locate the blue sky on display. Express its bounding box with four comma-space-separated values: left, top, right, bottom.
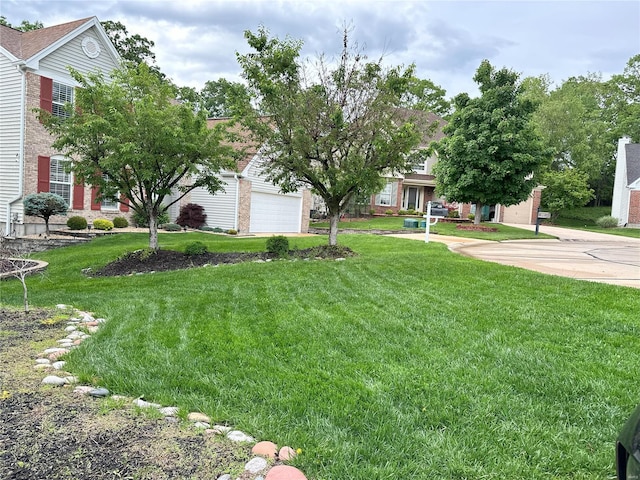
2, 0, 638, 98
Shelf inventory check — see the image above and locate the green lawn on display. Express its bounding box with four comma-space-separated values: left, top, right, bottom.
2, 233, 638, 479
553, 206, 640, 239
312, 216, 556, 240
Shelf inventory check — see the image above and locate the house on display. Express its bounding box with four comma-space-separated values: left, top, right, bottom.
174, 118, 311, 234
0, 17, 129, 236
612, 137, 640, 227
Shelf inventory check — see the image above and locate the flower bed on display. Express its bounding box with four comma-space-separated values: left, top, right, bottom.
456, 224, 498, 232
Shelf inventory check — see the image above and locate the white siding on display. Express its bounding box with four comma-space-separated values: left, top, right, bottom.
0, 53, 24, 225
243, 156, 303, 198
39, 26, 119, 80
189, 175, 238, 230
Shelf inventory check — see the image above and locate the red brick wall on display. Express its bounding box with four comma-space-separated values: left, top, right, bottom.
629, 190, 640, 224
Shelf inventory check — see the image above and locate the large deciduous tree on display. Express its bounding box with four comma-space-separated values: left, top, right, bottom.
236, 27, 425, 245
432, 60, 549, 224
40, 63, 238, 250
201, 78, 252, 118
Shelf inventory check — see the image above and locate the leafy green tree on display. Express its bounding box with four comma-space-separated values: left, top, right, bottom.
540, 169, 594, 218
23, 193, 68, 235
531, 74, 615, 205
432, 60, 549, 224
40, 64, 238, 250
607, 54, 640, 142
201, 78, 252, 118
0, 17, 43, 31
401, 77, 451, 117
101, 20, 163, 78
236, 27, 425, 245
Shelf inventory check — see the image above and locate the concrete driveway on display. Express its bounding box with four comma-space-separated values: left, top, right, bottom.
390, 224, 640, 289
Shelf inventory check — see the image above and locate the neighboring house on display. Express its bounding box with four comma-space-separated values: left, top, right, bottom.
176, 118, 311, 234
0, 17, 129, 237
369, 111, 446, 215
612, 137, 640, 227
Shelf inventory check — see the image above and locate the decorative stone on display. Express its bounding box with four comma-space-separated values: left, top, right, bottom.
212, 424, 231, 434
43, 347, 67, 354
217, 475, 232, 480
226, 430, 255, 443
89, 387, 110, 398
87, 326, 99, 333
265, 466, 307, 480
278, 446, 297, 461
74, 386, 95, 395
35, 358, 50, 364
42, 375, 68, 386
133, 398, 161, 409
51, 361, 66, 370
72, 339, 83, 345
193, 421, 210, 429
187, 412, 211, 423
48, 350, 67, 361
34, 364, 52, 370
159, 406, 179, 416
245, 457, 268, 473
64, 376, 78, 384
252, 441, 278, 458
65, 325, 77, 332
335, 257, 346, 261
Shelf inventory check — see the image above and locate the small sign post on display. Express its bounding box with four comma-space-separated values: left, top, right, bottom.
535, 208, 551, 235
424, 201, 445, 243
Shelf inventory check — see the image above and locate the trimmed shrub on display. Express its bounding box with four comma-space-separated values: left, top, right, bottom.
467, 213, 475, 221
113, 216, 129, 228
198, 226, 215, 232
132, 208, 169, 228
67, 216, 87, 230
266, 235, 289, 258
176, 203, 207, 229
447, 210, 460, 218
162, 223, 182, 231
385, 209, 394, 216
595, 215, 619, 228
93, 219, 114, 231
227, 229, 238, 235
185, 241, 208, 256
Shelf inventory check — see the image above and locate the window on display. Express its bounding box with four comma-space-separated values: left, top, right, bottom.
375, 181, 398, 206
100, 174, 119, 210
52, 81, 74, 118
50, 157, 71, 205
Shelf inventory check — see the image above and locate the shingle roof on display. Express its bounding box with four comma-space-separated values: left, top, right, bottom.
625, 143, 640, 185
0, 17, 93, 60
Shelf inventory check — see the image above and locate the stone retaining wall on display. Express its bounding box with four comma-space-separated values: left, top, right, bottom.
1, 236, 90, 253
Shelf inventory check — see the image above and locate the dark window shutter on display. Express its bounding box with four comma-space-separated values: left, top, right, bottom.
37, 156, 50, 192
119, 195, 130, 212
91, 187, 101, 210
73, 183, 84, 210
40, 77, 53, 115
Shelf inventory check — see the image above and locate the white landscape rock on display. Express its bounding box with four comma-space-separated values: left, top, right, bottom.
245, 457, 268, 473
227, 430, 255, 443
42, 375, 68, 386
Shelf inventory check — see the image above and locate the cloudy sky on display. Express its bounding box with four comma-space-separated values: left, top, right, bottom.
2, 0, 639, 99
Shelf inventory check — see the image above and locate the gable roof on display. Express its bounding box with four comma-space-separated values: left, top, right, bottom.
625, 143, 640, 185
0, 17, 120, 67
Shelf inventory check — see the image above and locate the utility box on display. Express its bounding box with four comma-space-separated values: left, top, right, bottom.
403, 219, 419, 228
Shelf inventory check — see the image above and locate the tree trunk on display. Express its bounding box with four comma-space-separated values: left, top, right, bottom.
21, 277, 29, 313
149, 213, 159, 251
44, 218, 50, 236
329, 212, 340, 246
474, 202, 483, 225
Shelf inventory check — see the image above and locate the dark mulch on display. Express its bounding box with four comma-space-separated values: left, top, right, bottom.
91, 245, 356, 277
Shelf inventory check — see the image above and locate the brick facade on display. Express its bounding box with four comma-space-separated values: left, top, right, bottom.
21, 72, 133, 234
237, 178, 252, 233
629, 190, 640, 225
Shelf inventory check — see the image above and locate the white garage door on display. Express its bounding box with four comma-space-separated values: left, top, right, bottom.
250, 192, 301, 233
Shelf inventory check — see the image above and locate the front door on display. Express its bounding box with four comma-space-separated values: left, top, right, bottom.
404, 187, 419, 211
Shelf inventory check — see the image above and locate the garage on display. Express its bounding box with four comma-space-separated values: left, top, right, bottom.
249, 192, 302, 233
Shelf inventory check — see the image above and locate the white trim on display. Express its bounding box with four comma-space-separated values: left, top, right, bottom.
0, 46, 19, 62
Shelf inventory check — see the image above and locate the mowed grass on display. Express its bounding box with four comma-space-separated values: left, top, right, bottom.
2, 232, 639, 479
311, 216, 556, 240
554, 206, 640, 239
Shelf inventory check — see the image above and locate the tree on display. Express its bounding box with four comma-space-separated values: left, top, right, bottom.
101, 20, 163, 79
23, 193, 68, 235
540, 169, 594, 218
531, 74, 615, 205
607, 54, 640, 142
201, 78, 252, 118
432, 60, 550, 224
0, 17, 43, 31
401, 77, 451, 118
236, 27, 425, 245
40, 63, 238, 250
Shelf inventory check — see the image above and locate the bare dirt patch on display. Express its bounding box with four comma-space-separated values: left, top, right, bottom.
0, 307, 255, 479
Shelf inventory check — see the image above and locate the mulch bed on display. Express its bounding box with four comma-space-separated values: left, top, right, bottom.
91, 245, 356, 277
